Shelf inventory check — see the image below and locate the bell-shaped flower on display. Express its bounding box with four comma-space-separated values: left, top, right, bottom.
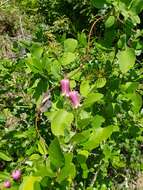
12, 170, 21, 181
69, 91, 80, 108
60, 79, 70, 97
3, 180, 11, 188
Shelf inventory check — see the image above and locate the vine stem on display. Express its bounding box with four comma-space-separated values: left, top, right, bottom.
87, 16, 105, 54
35, 112, 41, 138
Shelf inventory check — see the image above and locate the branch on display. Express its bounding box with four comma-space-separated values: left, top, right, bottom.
19, 16, 25, 39
90, 161, 103, 187
87, 16, 105, 53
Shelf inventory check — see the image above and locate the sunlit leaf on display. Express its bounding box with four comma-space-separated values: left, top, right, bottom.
57, 153, 76, 182
49, 138, 65, 168
19, 176, 42, 190
64, 38, 78, 52
37, 138, 48, 155
51, 109, 74, 136
0, 152, 12, 161
61, 52, 76, 65
93, 78, 106, 89
126, 93, 142, 113
117, 47, 135, 73
84, 93, 103, 107
82, 125, 119, 150
80, 80, 90, 97
92, 115, 105, 128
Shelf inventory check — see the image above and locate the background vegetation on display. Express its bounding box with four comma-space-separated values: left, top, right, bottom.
0, 0, 143, 189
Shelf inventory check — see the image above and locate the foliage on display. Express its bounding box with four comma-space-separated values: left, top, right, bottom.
0, 0, 143, 190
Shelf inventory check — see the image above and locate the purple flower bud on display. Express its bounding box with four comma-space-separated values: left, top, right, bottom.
12, 170, 21, 181
3, 180, 11, 188
60, 79, 70, 96
69, 91, 80, 108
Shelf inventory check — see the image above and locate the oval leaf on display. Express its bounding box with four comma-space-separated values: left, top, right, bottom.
64, 38, 78, 52
19, 176, 42, 190
94, 78, 106, 89
105, 16, 115, 28
61, 52, 76, 65
37, 138, 48, 155
49, 138, 65, 168
51, 109, 74, 136
84, 93, 103, 107
80, 80, 90, 97
117, 47, 135, 73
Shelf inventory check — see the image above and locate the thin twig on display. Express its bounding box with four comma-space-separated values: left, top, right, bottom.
90, 161, 103, 187
87, 16, 105, 53
19, 16, 25, 39
117, 17, 136, 33
35, 113, 41, 138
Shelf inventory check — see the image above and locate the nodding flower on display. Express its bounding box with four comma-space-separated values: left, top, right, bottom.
60, 79, 70, 97
12, 170, 21, 181
69, 91, 80, 108
3, 180, 11, 188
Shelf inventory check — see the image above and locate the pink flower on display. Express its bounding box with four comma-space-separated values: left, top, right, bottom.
12, 170, 21, 181
3, 180, 11, 188
69, 91, 80, 108
60, 79, 70, 96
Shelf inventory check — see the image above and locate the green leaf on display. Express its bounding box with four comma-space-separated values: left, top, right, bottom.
117, 47, 135, 73
51, 109, 74, 136
19, 176, 42, 190
92, 115, 105, 128
78, 110, 91, 129
67, 67, 82, 80
37, 138, 48, 155
30, 43, 43, 59
77, 150, 89, 178
50, 60, 61, 79
82, 125, 119, 150
93, 78, 106, 89
35, 164, 55, 178
77, 33, 87, 47
29, 154, 41, 160
64, 38, 78, 52
71, 129, 91, 144
33, 78, 48, 101
117, 34, 127, 49
0, 152, 12, 161
80, 80, 90, 97
126, 93, 142, 113
9, 186, 19, 190
91, 0, 107, 8
49, 138, 65, 168
121, 82, 139, 93
112, 156, 126, 168
70, 80, 76, 89
61, 52, 76, 65
57, 153, 76, 182
34, 157, 55, 178
0, 172, 9, 180
105, 16, 115, 28
130, 0, 143, 14
84, 93, 103, 107
0, 114, 6, 123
